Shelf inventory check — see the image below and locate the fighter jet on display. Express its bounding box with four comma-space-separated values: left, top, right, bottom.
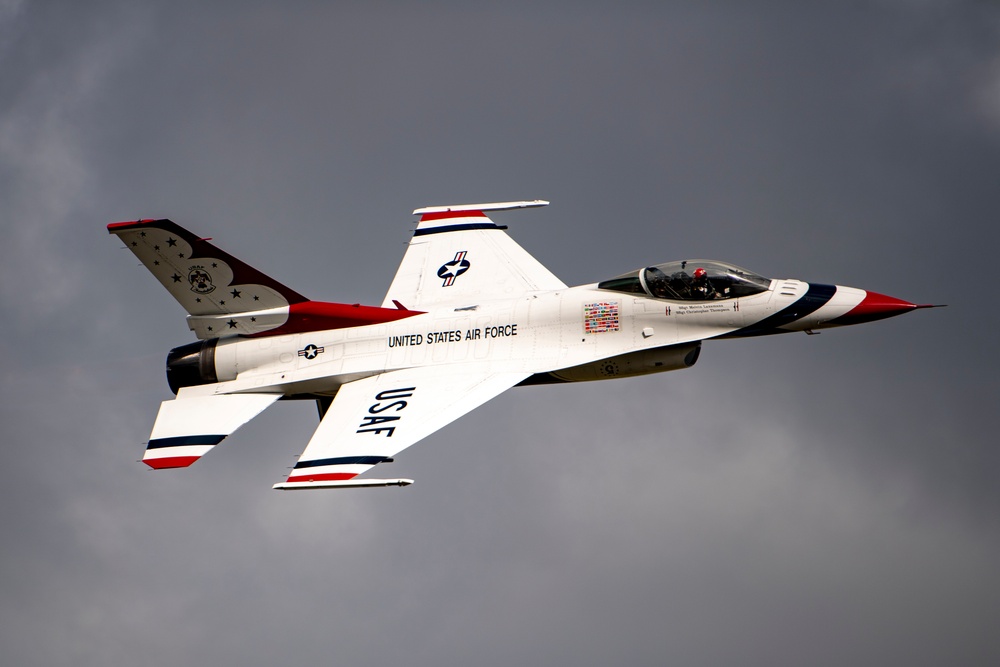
109, 201, 937, 489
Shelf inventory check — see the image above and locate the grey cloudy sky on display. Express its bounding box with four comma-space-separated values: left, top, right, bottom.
2, 1, 998, 665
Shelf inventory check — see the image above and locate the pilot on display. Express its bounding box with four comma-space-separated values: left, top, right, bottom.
644, 267, 673, 299
691, 267, 717, 300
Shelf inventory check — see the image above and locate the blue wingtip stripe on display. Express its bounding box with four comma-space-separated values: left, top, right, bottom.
414, 222, 506, 237
294, 456, 391, 469
147, 434, 226, 449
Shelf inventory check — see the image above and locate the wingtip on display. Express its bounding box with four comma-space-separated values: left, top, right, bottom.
412, 200, 549, 216
107, 219, 160, 233
273, 478, 414, 490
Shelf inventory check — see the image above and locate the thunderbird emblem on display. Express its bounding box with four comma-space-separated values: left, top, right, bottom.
187, 267, 215, 294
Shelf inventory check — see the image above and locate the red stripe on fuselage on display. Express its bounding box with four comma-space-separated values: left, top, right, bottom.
251, 301, 423, 337
829, 291, 917, 326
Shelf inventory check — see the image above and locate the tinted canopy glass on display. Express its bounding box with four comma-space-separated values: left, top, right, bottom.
598, 260, 771, 301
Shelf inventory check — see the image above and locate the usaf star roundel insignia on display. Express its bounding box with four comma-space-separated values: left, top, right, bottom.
297, 344, 325, 360
437, 251, 470, 287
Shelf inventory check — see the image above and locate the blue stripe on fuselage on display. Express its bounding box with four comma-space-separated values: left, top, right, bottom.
720, 283, 837, 338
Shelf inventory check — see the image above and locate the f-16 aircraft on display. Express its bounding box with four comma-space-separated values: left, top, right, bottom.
109, 201, 936, 490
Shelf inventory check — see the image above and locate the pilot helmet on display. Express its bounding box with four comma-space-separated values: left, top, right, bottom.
693, 267, 707, 280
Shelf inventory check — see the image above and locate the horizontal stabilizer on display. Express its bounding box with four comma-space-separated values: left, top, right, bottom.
144, 391, 280, 469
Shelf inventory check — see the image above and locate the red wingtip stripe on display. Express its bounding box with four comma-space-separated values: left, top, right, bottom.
285, 472, 358, 483
419, 210, 487, 222
144, 456, 201, 469
107, 219, 159, 232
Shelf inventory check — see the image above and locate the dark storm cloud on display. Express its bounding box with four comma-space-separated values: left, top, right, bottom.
2, 2, 998, 666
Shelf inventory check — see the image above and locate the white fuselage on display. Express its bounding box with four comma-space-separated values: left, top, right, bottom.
187, 279, 866, 400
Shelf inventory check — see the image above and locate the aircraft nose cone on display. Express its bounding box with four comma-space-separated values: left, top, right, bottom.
831, 290, 919, 325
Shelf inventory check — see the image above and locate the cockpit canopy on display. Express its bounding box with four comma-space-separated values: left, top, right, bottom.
597, 260, 772, 301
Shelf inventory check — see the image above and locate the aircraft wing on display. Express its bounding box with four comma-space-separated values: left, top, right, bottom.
381, 201, 566, 310
274, 364, 531, 489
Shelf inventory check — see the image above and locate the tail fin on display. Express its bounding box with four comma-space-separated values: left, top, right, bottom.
381, 201, 566, 310
110, 218, 421, 339
109, 219, 309, 338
